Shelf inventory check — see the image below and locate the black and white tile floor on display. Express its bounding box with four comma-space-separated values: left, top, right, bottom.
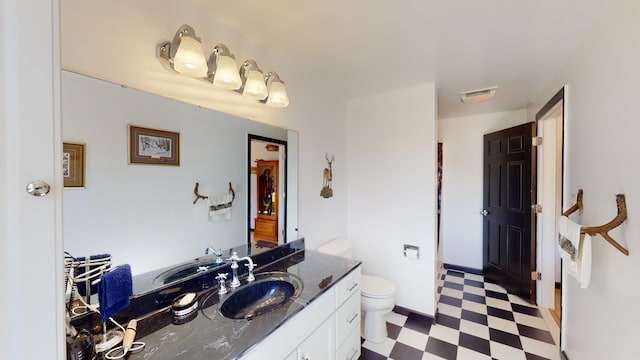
359, 269, 560, 360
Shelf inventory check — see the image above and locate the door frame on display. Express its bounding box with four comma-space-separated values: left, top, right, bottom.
247, 134, 288, 250
534, 86, 566, 347
1, 0, 64, 358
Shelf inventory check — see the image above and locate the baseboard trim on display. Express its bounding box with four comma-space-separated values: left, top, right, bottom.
443, 263, 483, 275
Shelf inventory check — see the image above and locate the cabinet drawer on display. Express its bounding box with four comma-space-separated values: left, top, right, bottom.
255, 219, 276, 235
336, 266, 361, 307
335, 291, 360, 347
336, 326, 361, 360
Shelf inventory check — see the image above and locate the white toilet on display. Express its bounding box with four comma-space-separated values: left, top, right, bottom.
317, 238, 396, 343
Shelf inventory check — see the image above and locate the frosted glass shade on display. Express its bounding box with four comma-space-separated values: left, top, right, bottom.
242, 69, 268, 100
266, 80, 290, 108
212, 55, 242, 90
173, 35, 207, 77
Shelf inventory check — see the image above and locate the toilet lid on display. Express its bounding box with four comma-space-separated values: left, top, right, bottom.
361, 275, 396, 298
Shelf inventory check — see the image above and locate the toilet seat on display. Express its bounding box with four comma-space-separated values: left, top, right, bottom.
361, 275, 395, 299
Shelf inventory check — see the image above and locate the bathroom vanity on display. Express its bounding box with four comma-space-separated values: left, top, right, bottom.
116, 242, 361, 360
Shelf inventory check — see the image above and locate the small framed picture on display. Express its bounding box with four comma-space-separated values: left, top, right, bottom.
63, 143, 85, 188
128, 125, 180, 166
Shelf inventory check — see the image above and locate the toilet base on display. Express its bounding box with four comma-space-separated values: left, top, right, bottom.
361, 309, 390, 343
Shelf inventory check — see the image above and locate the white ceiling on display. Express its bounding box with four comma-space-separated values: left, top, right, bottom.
61, 0, 613, 119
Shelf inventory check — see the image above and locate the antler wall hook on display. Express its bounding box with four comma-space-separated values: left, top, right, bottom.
562, 189, 629, 255
193, 182, 209, 204
582, 194, 629, 256
562, 189, 584, 217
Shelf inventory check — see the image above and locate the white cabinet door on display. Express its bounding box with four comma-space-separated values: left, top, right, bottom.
336, 327, 361, 360
297, 316, 335, 360
284, 350, 297, 360
241, 287, 335, 359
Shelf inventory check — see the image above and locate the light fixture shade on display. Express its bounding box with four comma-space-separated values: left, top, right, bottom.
266, 80, 290, 108
242, 69, 268, 100
173, 35, 207, 77
212, 55, 242, 90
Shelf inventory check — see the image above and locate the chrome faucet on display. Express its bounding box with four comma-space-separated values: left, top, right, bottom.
227, 252, 257, 287
205, 246, 224, 264
228, 252, 241, 288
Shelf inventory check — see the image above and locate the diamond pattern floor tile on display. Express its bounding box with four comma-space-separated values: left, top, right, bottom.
359, 270, 560, 360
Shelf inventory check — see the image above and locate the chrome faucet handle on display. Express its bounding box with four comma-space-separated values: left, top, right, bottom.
215, 273, 228, 295
227, 251, 240, 262
244, 261, 257, 282
228, 252, 241, 288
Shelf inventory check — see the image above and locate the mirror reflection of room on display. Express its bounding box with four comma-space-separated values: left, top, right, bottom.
249, 137, 286, 254
62, 71, 297, 297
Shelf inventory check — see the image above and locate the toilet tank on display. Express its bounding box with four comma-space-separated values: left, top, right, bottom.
316, 238, 355, 259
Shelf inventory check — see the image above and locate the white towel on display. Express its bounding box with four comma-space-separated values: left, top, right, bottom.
558, 216, 592, 289
208, 193, 233, 222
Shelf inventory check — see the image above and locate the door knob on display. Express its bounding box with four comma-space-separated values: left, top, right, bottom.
26, 180, 51, 197
480, 209, 489, 216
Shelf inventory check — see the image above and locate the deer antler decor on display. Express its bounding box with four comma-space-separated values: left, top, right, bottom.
320, 153, 334, 198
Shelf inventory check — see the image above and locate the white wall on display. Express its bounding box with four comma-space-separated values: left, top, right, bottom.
528, 0, 640, 357
346, 83, 437, 315
438, 110, 528, 270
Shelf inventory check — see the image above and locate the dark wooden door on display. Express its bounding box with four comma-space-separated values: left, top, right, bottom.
483, 122, 536, 303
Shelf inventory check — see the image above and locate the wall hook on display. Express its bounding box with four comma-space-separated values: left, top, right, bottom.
562, 189, 583, 217
582, 194, 629, 256
562, 189, 629, 255
193, 182, 208, 204
228, 182, 236, 202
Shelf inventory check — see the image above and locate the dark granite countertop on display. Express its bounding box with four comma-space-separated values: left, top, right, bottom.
126, 249, 361, 360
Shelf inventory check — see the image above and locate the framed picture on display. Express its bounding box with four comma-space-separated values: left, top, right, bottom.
128, 125, 180, 166
63, 143, 85, 188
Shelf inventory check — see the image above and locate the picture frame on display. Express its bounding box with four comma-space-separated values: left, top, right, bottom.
63, 142, 85, 188
128, 125, 180, 166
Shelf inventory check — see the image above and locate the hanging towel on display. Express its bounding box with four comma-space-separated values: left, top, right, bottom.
208, 193, 233, 222
98, 264, 133, 323
558, 216, 592, 289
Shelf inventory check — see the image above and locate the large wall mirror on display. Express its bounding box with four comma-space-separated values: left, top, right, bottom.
62, 70, 298, 295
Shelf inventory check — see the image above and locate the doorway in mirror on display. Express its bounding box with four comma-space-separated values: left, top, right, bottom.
248, 135, 287, 254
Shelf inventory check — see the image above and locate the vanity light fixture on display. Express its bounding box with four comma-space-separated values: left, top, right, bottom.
459, 86, 498, 104
157, 25, 290, 107
206, 44, 242, 90
263, 72, 290, 108
157, 25, 208, 78
238, 59, 269, 101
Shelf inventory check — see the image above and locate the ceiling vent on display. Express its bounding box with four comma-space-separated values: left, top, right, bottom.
460, 86, 497, 104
